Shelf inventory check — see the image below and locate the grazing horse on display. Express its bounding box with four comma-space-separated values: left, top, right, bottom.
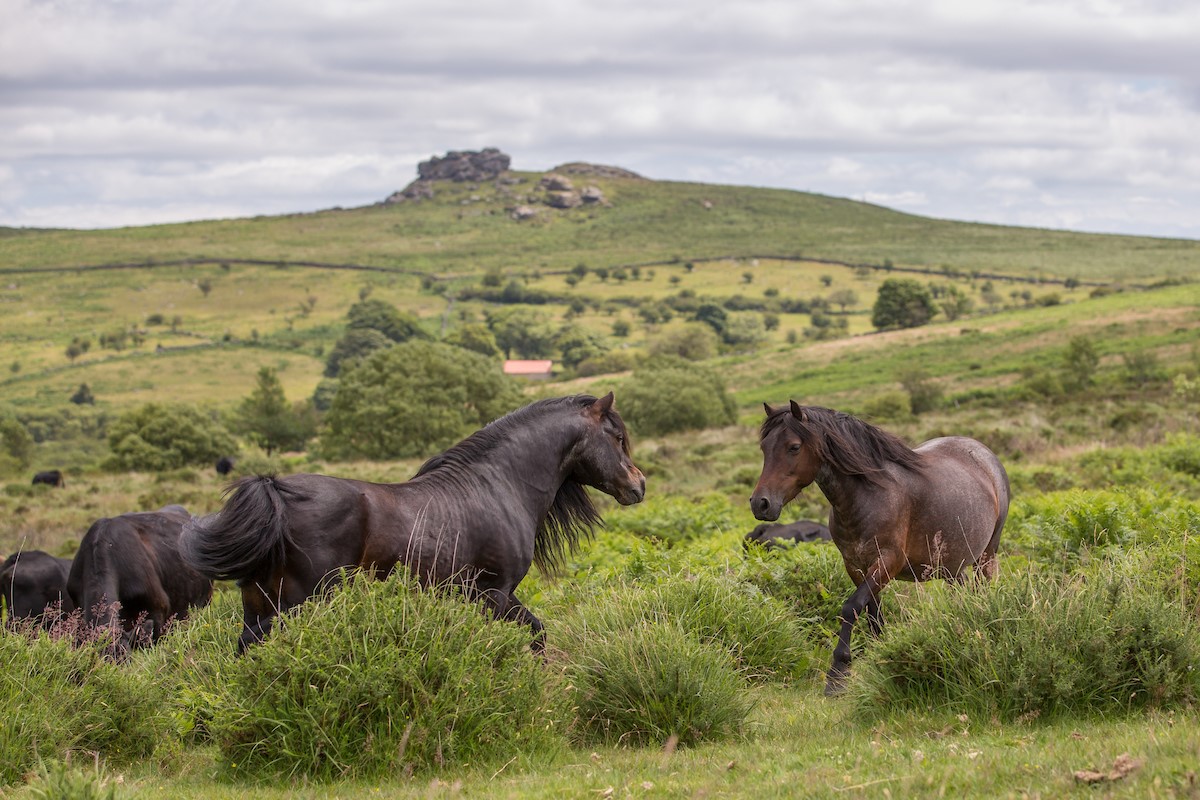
215, 456, 235, 476
1, 550, 75, 627
743, 519, 832, 551
31, 470, 65, 488
750, 401, 1009, 694
181, 393, 646, 653
68, 504, 214, 656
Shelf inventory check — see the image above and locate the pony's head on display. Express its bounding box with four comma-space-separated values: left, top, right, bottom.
569, 392, 645, 506
750, 401, 821, 521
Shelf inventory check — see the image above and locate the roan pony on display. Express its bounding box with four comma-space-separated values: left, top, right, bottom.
750, 401, 1009, 694
182, 393, 645, 653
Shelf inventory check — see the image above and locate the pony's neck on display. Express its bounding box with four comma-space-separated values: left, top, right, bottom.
421, 420, 578, 516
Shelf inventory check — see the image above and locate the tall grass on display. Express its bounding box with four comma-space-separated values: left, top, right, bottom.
205, 573, 557, 782
850, 561, 1200, 721
0, 625, 170, 785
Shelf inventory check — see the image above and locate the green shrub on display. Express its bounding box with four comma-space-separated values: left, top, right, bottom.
851, 564, 1200, 720
861, 390, 911, 422
604, 493, 742, 547
557, 572, 814, 683
0, 630, 170, 785
104, 403, 236, 472
562, 621, 752, 747
131, 589, 244, 743
321, 340, 524, 459
207, 573, 555, 781
740, 542, 852, 644
618, 358, 737, 437
26, 759, 123, 800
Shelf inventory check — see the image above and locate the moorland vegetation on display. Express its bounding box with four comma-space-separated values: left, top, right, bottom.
1, 159, 1199, 798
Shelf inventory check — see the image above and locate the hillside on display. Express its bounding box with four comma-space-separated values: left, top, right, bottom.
2, 169, 1198, 282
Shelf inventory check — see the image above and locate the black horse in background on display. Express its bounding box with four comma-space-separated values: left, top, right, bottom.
744, 519, 832, 551
68, 504, 214, 656
31, 470, 65, 488
1, 550, 75, 627
183, 393, 645, 653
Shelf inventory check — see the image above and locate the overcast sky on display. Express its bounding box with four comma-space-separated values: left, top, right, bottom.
3, 0, 1198, 238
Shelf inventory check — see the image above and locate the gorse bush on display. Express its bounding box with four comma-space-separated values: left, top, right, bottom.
556, 572, 814, 683
562, 621, 753, 748
850, 563, 1200, 721
1006, 487, 1200, 570
0, 628, 170, 785
740, 541, 853, 644
207, 573, 554, 781
604, 493, 744, 547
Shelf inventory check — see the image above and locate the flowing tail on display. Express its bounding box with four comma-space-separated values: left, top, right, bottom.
180, 475, 296, 583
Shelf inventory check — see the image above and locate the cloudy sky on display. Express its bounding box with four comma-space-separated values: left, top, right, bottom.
3, 0, 1198, 238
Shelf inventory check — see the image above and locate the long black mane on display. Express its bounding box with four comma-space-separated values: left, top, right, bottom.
762, 405, 923, 485
414, 395, 609, 574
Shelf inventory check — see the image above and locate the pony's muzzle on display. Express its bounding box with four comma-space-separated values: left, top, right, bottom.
750, 493, 781, 521
618, 468, 646, 505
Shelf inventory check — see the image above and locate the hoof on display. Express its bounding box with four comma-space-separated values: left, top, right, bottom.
824, 669, 849, 697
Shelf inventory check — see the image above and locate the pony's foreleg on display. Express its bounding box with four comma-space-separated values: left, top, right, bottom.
827, 574, 887, 696
479, 589, 546, 652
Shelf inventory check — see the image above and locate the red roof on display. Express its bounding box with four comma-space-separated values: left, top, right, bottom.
503, 360, 554, 375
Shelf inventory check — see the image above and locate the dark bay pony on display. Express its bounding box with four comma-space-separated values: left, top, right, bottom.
750, 401, 1009, 695
1, 550, 75, 628
68, 504, 214, 657
181, 393, 645, 653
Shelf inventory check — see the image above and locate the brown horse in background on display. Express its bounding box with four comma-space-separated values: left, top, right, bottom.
182, 393, 645, 653
750, 401, 1009, 694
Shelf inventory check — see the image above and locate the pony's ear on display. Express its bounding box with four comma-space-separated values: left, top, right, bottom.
789, 400, 808, 422
590, 392, 615, 415
763, 402, 776, 416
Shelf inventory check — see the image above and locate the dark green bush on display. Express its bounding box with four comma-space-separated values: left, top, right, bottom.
104, 403, 236, 472
618, 358, 736, 437
321, 340, 523, 459
207, 574, 554, 781
562, 621, 752, 747
851, 564, 1200, 721
0, 629, 170, 785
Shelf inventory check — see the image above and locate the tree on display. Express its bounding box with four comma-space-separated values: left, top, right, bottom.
721, 312, 767, 349
232, 367, 318, 455
0, 418, 33, 469
1063, 336, 1099, 391
554, 324, 610, 370
872, 279, 935, 330
105, 403, 237, 471
443, 323, 503, 359
938, 285, 974, 321
325, 328, 392, 377
619, 358, 737, 437
897, 368, 943, 415
693, 304, 727, 336
647, 323, 719, 361
828, 289, 859, 312
346, 299, 427, 343
70, 383, 95, 405
322, 341, 524, 459
487, 307, 554, 359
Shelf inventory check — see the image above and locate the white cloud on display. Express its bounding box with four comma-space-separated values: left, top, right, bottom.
1, 0, 1199, 237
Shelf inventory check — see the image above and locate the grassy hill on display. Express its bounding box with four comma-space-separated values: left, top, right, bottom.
1, 169, 1196, 422
3, 171, 1199, 281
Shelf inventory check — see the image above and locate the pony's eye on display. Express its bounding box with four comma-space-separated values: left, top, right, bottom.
788, 443, 802, 453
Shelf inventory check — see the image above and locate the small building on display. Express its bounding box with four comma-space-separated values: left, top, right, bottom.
503, 359, 554, 380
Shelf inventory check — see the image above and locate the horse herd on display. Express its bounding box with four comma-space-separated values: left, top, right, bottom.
3, 393, 1009, 691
